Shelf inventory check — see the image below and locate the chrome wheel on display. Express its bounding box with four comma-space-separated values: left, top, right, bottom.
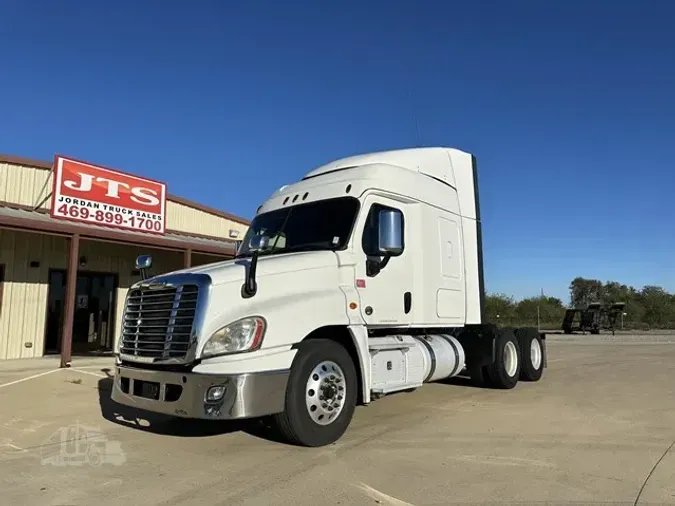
530, 338, 542, 370
504, 341, 518, 378
305, 360, 346, 426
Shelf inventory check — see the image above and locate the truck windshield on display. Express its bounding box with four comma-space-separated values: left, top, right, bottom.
237, 196, 360, 257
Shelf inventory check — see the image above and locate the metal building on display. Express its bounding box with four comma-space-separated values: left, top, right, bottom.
0, 154, 249, 365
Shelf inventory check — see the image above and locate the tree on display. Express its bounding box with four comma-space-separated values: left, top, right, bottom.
515, 296, 566, 328
485, 293, 517, 326
569, 277, 604, 308
640, 286, 672, 328
486, 277, 675, 330
602, 281, 633, 305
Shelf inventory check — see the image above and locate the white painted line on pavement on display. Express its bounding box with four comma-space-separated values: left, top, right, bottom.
355, 482, 416, 506
71, 365, 115, 369
1, 443, 26, 452
68, 369, 107, 379
0, 369, 62, 389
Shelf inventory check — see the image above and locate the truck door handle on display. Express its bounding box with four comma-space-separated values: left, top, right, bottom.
404, 292, 412, 314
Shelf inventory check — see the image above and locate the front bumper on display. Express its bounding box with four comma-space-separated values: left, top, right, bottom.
111, 363, 290, 420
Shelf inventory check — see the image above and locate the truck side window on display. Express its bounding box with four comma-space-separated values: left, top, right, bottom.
362, 203, 404, 257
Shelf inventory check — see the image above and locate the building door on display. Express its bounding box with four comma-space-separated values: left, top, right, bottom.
45, 270, 117, 355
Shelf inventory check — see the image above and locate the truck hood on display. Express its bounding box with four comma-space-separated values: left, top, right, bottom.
161, 250, 339, 286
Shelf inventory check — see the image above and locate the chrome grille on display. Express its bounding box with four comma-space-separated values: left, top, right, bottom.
120, 284, 199, 360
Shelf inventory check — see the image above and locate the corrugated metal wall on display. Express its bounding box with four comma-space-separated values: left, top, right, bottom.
166, 200, 248, 239
0, 161, 249, 238
0, 228, 186, 359
0, 163, 49, 208
0, 230, 65, 359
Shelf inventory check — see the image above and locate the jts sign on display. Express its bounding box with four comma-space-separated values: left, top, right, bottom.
50, 156, 167, 235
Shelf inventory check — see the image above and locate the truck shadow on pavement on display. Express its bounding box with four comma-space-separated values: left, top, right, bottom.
95, 369, 288, 444
439, 374, 491, 389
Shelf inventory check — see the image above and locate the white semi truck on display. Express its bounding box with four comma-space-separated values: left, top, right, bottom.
111, 147, 547, 447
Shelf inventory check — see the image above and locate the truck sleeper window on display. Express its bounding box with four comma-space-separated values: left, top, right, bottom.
238, 197, 360, 257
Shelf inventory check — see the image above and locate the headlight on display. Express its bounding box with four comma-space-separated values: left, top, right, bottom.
201, 316, 266, 358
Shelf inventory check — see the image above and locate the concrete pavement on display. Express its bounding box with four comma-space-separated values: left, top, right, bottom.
1, 340, 674, 505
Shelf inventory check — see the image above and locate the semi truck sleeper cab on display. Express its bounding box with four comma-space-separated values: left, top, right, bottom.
111, 146, 547, 447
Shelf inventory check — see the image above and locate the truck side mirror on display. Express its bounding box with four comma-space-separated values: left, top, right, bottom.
378, 209, 404, 256
241, 234, 270, 299
136, 254, 152, 270
135, 254, 153, 280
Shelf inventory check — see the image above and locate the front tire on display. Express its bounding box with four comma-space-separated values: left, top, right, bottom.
273, 339, 357, 447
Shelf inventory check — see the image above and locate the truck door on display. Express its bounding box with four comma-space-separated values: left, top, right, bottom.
353, 195, 415, 326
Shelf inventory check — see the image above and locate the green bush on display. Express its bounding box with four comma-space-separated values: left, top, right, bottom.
485, 277, 675, 330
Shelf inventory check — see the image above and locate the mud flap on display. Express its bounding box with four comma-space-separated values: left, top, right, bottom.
541, 332, 548, 368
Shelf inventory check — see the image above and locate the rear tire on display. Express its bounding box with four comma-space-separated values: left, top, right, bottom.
272, 338, 357, 447
485, 329, 520, 389
516, 329, 544, 382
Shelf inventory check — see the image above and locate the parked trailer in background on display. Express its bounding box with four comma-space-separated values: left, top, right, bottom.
111, 147, 548, 447
562, 302, 627, 335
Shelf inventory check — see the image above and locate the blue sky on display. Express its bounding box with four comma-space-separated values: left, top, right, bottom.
1, 0, 673, 302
